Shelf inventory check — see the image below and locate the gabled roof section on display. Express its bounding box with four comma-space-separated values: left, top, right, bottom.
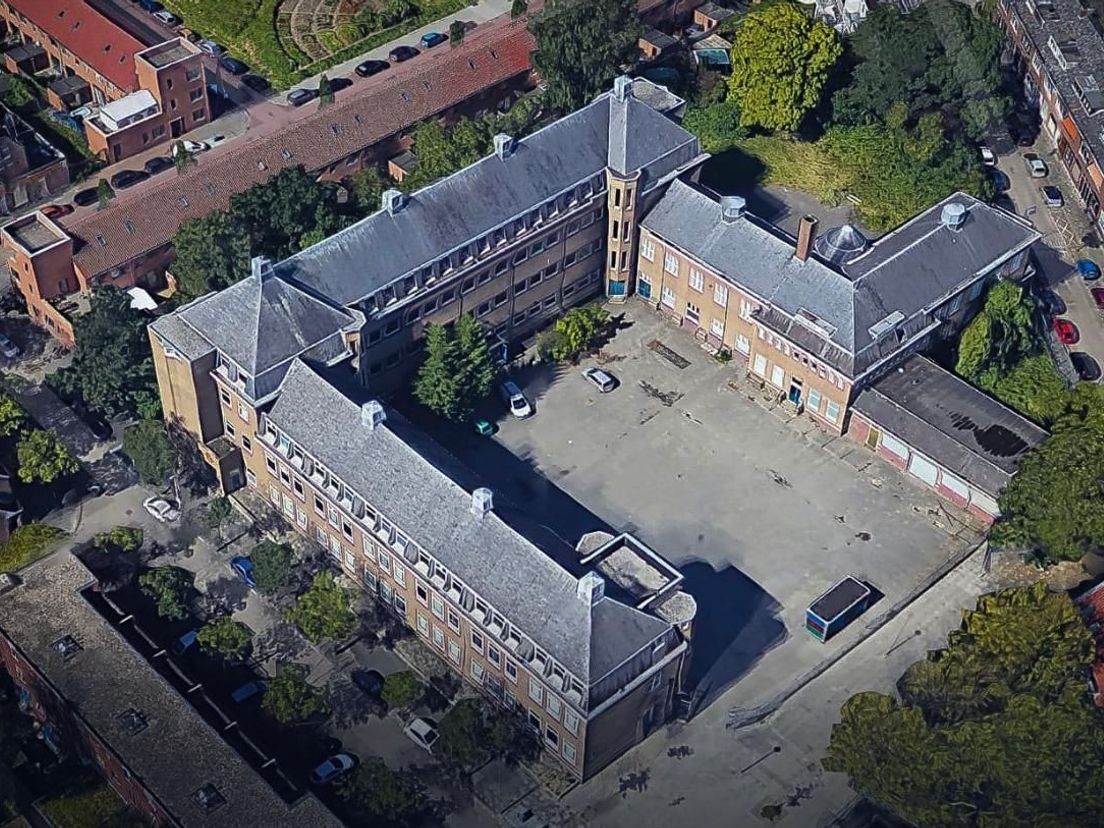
606, 93, 699, 177
176, 271, 354, 375
266, 361, 672, 683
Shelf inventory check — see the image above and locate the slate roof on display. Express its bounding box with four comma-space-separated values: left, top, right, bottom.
9, 0, 143, 92
67, 22, 535, 278
851, 356, 1047, 496
266, 361, 673, 684
641, 181, 1039, 377
275, 87, 701, 307
0, 553, 339, 828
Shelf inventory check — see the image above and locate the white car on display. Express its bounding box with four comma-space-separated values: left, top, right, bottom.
0, 333, 19, 359
403, 717, 440, 753
1024, 153, 1048, 178
152, 10, 180, 26
143, 496, 180, 523
499, 380, 532, 418
172, 139, 210, 156
979, 145, 996, 166
197, 40, 226, 56
582, 367, 617, 393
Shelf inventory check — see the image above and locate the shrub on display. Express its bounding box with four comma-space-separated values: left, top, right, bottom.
251, 539, 293, 593
122, 420, 174, 485
197, 616, 253, 662
380, 670, 422, 708
92, 526, 143, 553
262, 663, 330, 724
0, 524, 64, 571
38, 779, 125, 828
138, 566, 193, 620
283, 571, 357, 642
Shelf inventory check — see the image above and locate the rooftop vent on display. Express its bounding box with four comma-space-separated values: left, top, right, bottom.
868, 310, 905, 339
577, 571, 605, 605
941, 202, 968, 231
493, 133, 514, 160
382, 188, 405, 215
471, 487, 493, 518
612, 75, 633, 102
51, 635, 81, 660
250, 255, 272, 281
117, 707, 148, 735
361, 399, 386, 430
192, 784, 226, 814
720, 195, 745, 223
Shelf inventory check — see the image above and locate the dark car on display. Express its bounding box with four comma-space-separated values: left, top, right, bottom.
230, 556, 256, 588
110, 169, 149, 189
328, 77, 353, 92
76, 407, 112, 441
1071, 352, 1102, 382
143, 155, 173, 175
352, 670, 385, 696
1035, 286, 1066, 316
420, 32, 447, 48
355, 59, 389, 77
40, 203, 74, 220
286, 88, 317, 106
219, 56, 249, 75
241, 74, 271, 93
73, 187, 100, 207
1076, 258, 1101, 281
389, 45, 419, 62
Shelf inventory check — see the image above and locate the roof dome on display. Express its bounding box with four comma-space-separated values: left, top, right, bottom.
814, 224, 869, 265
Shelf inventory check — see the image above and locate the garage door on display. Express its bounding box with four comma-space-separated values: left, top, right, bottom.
940, 471, 970, 500
880, 432, 909, 461
908, 453, 939, 486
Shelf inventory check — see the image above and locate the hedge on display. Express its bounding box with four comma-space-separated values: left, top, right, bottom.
0, 524, 65, 572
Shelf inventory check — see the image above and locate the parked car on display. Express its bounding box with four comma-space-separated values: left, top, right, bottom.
355, 59, 389, 77
1041, 185, 1064, 207
389, 45, 419, 62
352, 669, 384, 696
403, 717, 440, 753
171, 629, 198, 655
69, 105, 92, 121
420, 32, 447, 48
139, 0, 164, 11
219, 56, 249, 75
1053, 317, 1080, 345
1071, 352, 1102, 382
198, 39, 225, 56
989, 168, 1010, 192
328, 77, 353, 92
0, 333, 19, 359
40, 203, 73, 220
152, 9, 179, 25
175, 139, 210, 155
499, 379, 532, 418
980, 145, 996, 165
241, 74, 271, 93
1035, 286, 1066, 316
286, 88, 318, 106
582, 367, 617, 393
309, 753, 357, 785
230, 680, 265, 704
76, 407, 112, 441
176, 27, 201, 43
230, 556, 256, 588
143, 155, 173, 175
1024, 153, 1048, 177
73, 187, 100, 207
110, 169, 149, 189
1092, 287, 1104, 308
1076, 258, 1101, 280
143, 496, 180, 522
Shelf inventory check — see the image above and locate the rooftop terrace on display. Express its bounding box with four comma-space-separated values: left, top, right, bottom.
3, 214, 67, 254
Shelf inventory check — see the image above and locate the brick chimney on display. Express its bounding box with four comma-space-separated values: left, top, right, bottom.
795, 215, 818, 262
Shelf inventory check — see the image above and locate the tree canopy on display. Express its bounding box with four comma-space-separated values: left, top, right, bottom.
539, 304, 609, 363
262, 663, 330, 725
825, 584, 1104, 827
530, 0, 641, 112
727, 1, 842, 132
413, 315, 497, 422
283, 571, 358, 643
251, 540, 293, 594
16, 429, 78, 484
172, 211, 251, 301
197, 616, 253, 662
138, 566, 193, 621
51, 289, 159, 419
122, 419, 175, 485
336, 757, 427, 827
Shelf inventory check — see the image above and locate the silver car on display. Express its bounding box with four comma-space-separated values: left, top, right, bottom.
1024, 153, 1048, 178
1041, 185, 1064, 208
499, 379, 532, 418
582, 367, 617, 393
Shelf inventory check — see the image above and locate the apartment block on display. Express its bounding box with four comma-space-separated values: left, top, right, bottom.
0, 103, 68, 214
996, 0, 1104, 233
1, 210, 79, 344
634, 181, 1040, 433
0, 553, 340, 827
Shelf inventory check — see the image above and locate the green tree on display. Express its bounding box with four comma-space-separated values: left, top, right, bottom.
138, 566, 193, 620
283, 571, 357, 643
413, 315, 497, 421
336, 758, 427, 827
0, 393, 26, 437
121, 419, 174, 485
262, 663, 330, 724
682, 100, 747, 153
16, 429, 78, 484
51, 289, 158, 418
437, 698, 486, 769
92, 526, 143, 553
172, 211, 251, 300
197, 616, 253, 662
318, 74, 334, 108
380, 670, 422, 709
544, 304, 608, 363
229, 166, 344, 260
173, 141, 197, 175
727, 2, 841, 132
530, 0, 641, 112
203, 496, 236, 541
96, 178, 114, 209
511, 0, 528, 17
449, 19, 465, 46
251, 539, 293, 594
405, 118, 491, 189
345, 166, 389, 216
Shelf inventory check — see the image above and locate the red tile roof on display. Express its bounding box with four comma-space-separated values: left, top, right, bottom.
9, 0, 143, 93
69, 21, 535, 278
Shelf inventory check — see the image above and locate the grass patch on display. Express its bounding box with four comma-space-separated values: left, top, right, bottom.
0, 524, 65, 572
38, 779, 126, 828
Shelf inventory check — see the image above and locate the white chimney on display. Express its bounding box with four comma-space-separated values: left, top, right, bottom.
720, 195, 745, 223
361, 400, 386, 430
577, 571, 605, 605
612, 75, 633, 102
940, 202, 968, 231
471, 487, 493, 518
251, 255, 273, 280
493, 133, 514, 160
382, 189, 405, 216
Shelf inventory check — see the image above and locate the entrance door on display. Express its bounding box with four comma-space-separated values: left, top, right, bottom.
226, 468, 243, 491
170, 117, 184, 138
865, 426, 881, 451
787, 378, 803, 404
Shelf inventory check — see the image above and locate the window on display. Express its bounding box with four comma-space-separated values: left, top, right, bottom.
611, 220, 619, 240
416, 582, 428, 605
394, 594, 407, 614
685, 302, 700, 324
219, 389, 230, 407
448, 640, 461, 664
661, 286, 676, 308
327, 505, 339, 527
546, 695, 561, 720
189, 88, 203, 101
241, 435, 252, 453
740, 298, 754, 320
225, 421, 236, 437
528, 710, 542, 731
471, 630, 484, 652
342, 520, 353, 540
505, 660, 518, 682
752, 353, 767, 376
431, 595, 444, 619
563, 742, 577, 763
185, 68, 200, 82
432, 626, 445, 649
714, 283, 728, 307
688, 268, 703, 291
344, 549, 355, 569
710, 318, 724, 337
807, 388, 821, 412
266, 455, 278, 474
563, 710, 580, 735
470, 660, 485, 682
528, 677, 543, 704
545, 726, 559, 747
770, 364, 785, 388
825, 400, 841, 423
296, 507, 307, 527
246, 468, 256, 487
640, 237, 655, 261
364, 567, 378, 591
377, 549, 391, 574
417, 613, 429, 634
292, 477, 303, 498
447, 609, 460, 633
664, 251, 679, 276
314, 495, 325, 516
393, 562, 405, 587
488, 645, 501, 667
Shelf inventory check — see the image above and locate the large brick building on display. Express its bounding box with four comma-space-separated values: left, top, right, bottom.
0, 553, 340, 827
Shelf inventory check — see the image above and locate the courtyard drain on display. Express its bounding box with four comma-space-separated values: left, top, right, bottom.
648, 339, 691, 369
639, 380, 683, 407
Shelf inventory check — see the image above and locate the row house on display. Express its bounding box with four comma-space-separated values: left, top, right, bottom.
634, 180, 1040, 434
0, 103, 68, 214
996, 0, 1104, 234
